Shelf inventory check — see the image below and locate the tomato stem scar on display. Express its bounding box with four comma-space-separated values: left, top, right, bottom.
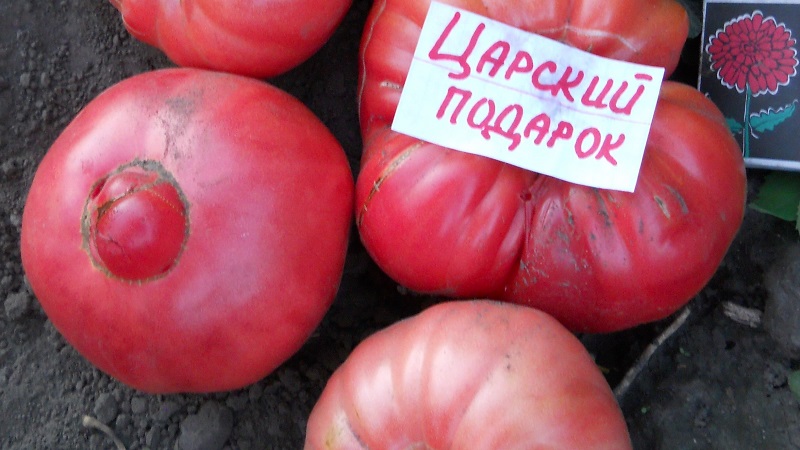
81, 159, 190, 283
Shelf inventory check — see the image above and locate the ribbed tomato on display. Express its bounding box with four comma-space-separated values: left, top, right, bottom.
109, 0, 353, 77
21, 68, 354, 393
355, 0, 746, 332
305, 300, 633, 449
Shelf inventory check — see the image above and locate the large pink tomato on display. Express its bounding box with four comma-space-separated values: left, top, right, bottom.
20, 68, 354, 393
109, 0, 353, 78
305, 300, 633, 449
355, 0, 746, 332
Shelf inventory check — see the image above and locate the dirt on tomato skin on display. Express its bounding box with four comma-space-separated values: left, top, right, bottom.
2, 1, 800, 449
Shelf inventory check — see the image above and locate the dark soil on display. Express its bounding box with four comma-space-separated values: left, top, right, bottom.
2, 1, 799, 449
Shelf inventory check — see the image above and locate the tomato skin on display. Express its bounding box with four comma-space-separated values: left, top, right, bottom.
356, 0, 746, 332
109, 0, 353, 78
304, 300, 632, 449
20, 68, 354, 393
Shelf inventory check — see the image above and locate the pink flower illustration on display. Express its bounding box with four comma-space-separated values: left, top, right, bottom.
707, 11, 797, 96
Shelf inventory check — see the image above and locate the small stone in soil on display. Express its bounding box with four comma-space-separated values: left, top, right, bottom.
155, 399, 181, 422
225, 393, 249, 412
93, 392, 118, 424
130, 396, 148, 415
177, 401, 233, 450
4, 290, 31, 321
764, 243, 800, 358
145, 425, 162, 448
764, 361, 788, 389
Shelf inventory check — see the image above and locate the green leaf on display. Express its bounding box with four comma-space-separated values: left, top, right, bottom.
726, 117, 743, 135
750, 171, 800, 221
789, 370, 800, 399
750, 101, 797, 134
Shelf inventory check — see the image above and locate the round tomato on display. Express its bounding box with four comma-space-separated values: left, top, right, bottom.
305, 300, 632, 449
108, 0, 353, 78
355, 0, 746, 332
20, 68, 354, 393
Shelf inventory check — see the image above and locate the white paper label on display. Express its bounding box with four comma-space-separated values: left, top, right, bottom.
391, 2, 665, 192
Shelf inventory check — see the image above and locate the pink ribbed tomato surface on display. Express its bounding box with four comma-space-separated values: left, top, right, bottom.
305, 300, 633, 449
21, 68, 354, 393
355, 0, 746, 332
109, 0, 353, 77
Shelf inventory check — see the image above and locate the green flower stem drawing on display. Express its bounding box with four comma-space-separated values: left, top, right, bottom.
743, 84, 752, 157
